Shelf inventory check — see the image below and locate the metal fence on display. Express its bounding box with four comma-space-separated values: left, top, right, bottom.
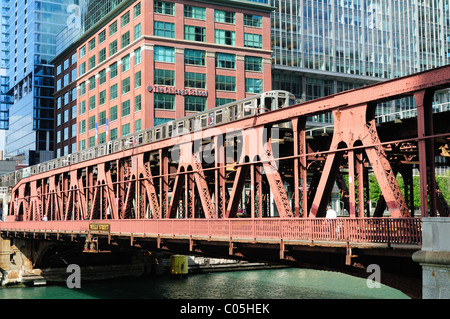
0, 217, 422, 246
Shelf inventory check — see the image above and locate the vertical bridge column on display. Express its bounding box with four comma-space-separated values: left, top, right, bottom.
413, 218, 450, 298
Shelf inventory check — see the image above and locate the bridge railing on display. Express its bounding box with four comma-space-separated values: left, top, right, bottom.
0, 217, 422, 246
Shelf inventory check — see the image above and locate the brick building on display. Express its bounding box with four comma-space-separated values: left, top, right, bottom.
53, 0, 273, 157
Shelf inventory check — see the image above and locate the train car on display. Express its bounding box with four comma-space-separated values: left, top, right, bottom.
0, 91, 296, 187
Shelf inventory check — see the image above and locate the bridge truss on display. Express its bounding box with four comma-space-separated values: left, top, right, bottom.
6, 65, 450, 223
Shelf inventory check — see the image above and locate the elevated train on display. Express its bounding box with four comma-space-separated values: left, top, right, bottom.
0, 90, 295, 188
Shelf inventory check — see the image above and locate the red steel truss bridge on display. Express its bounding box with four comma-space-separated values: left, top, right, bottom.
1, 65, 450, 298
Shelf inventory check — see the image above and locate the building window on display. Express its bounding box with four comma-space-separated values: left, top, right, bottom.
134, 23, 141, 40
79, 62, 86, 76
121, 11, 130, 27
110, 84, 118, 100
245, 56, 263, 72
80, 45, 86, 58
89, 55, 96, 70
135, 94, 141, 111
154, 1, 174, 15
154, 69, 175, 86
244, 33, 263, 48
79, 120, 86, 134
98, 30, 106, 44
80, 101, 86, 114
215, 29, 236, 46
216, 98, 235, 106
72, 124, 77, 138
154, 21, 175, 38
155, 46, 175, 63
89, 115, 96, 130
79, 140, 86, 151
122, 99, 131, 117
122, 77, 131, 95
99, 132, 106, 144
185, 72, 206, 89
215, 10, 235, 24
110, 62, 118, 78
122, 123, 131, 136
121, 31, 130, 48
134, 2, 141, 18
135, 47, 141, 65
122, 55, 130, 72
184, 25, 206, 42
245, 78, 263, 93
154, 118, 172, 126
88, 38, 96, 51
216, 53, 236, 69
110, 105, 118, 121
109, 21, 118, 36
99, 69, 107, 85
99, 90, 107, 105
244, 14, 262, 28
99, 110, 106, 126
135, 71, 141, 88
185, 96, 206, 112
80, 82, 86, 96
216, 75, 236, 91
184, 49, 205, 66
184, 6, 206, 20
155, 94, 175, 109
89, 95, 96, 110
110, 40, 118, 56
135, 119, 141, 132
98, 48, 106, 64
89, 136, 95, 147
89, 76, 96, 91
110, 128, 118, 140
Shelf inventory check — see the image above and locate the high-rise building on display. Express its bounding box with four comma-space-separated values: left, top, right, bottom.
0, 0, 12, 156
5, 0, 77, 165
270, 0, 450, 123
52, 0, 273, 157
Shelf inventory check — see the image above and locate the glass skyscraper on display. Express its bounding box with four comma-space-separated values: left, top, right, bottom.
6, 0, 77, 165
270, 0, 450, 122
0, 0, 12, 156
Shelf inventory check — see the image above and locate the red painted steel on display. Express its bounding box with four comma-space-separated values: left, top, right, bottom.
0, 218, 422, 245
2, 65, 450, 247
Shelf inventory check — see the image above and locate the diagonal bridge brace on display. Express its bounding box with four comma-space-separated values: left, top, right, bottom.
310, 104, 410, 218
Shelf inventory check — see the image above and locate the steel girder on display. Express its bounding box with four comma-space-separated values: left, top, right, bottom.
7, 65, 450, 221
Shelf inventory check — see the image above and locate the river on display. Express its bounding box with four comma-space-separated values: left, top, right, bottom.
0, 268, 408, 300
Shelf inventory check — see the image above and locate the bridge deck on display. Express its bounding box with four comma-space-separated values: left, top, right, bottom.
0, 217, 422, 246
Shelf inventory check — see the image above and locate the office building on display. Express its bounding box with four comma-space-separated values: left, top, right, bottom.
53, 0, 273, 157
5, 0, 77, 165
270, 0, 450, 123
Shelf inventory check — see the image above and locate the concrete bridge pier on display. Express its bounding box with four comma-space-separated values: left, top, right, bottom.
0, 237, 40, 285
413, 218, 450, 299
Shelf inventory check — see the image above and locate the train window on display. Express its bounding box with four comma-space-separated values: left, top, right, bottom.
216, 110, 223, 123
168, 123, 173, 137
148, 130, 153, 142
208, 113, 214, 126
265, 97, 273, 110
189, 118, 196, 131
278, 98, 285, 108
243, 101, 252, 114
177, 122, 184, 134
162, 126, 167, 139
155, 128, 161, 140
136, 134, 143, 144
201, 115, 207, 127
